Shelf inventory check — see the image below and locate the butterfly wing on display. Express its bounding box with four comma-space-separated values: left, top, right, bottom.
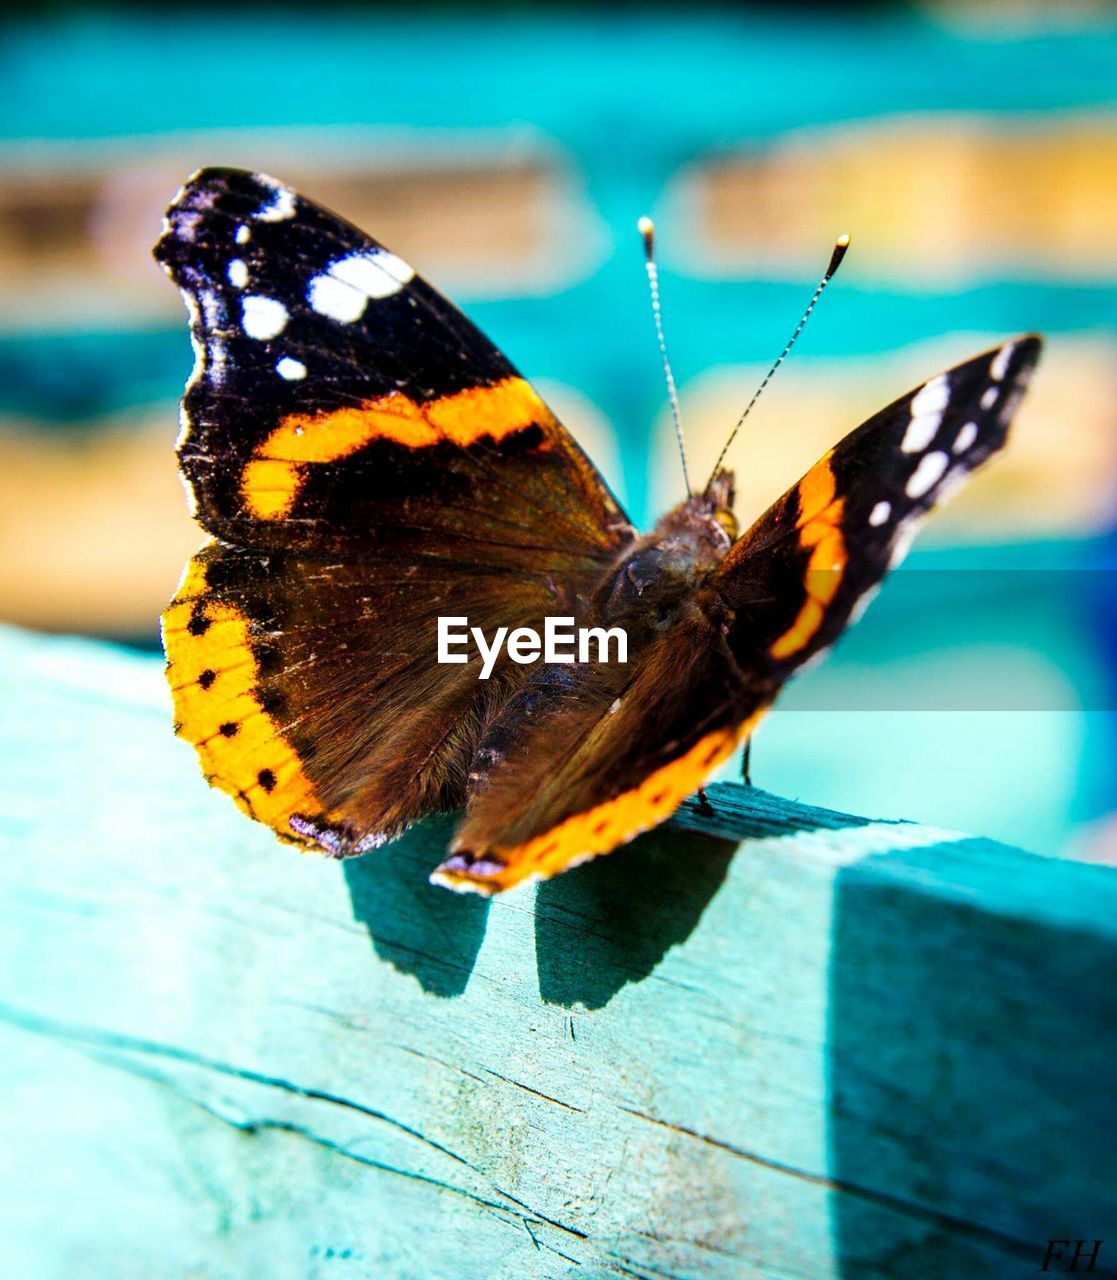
157, 168, 634, 853
434, 336, 1041, 893
714, 335, 1043, 677
433, 608, 760, 892
155, 167, 630, 561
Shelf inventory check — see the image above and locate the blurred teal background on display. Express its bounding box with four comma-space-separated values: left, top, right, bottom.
0, 2, 1114, 857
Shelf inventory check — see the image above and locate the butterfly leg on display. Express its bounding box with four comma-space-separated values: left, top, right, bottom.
697, 787, 714, 815
741, 737, 753, 787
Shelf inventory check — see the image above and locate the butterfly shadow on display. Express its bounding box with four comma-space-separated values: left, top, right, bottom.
534, 782, 871, 1011
342, 784, 870, 1006
342, 813, 490, 999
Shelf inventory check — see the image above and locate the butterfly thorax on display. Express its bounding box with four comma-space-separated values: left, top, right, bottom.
593, 479, 737, 646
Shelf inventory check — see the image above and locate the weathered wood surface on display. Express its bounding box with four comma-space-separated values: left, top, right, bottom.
2, 624, 1116, 1280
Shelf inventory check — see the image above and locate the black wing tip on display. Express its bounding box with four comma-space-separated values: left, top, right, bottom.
971, 333, 1042, 364
999, 332, 1043, 364
1011, 332, 1044, 361
153, 167, 297, 269
946, 333, 1042, 393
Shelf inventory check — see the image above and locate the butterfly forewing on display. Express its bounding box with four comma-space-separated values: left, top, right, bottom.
155, 167, 631, 562
714, 336, 1042, 681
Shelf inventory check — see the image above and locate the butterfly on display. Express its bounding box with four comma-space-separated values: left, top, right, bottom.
155, 167, 1041, 894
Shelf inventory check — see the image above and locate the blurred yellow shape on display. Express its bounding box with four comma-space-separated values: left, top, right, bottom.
0, 416, 200, 635
684, 113, 1117, 284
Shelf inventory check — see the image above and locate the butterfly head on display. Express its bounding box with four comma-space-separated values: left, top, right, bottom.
651, 472, 738, 559
705, 468, 737, 537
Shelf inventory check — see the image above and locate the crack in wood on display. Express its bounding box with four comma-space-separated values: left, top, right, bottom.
619, 1106, 1040, 1265
0, 999, 478, 1174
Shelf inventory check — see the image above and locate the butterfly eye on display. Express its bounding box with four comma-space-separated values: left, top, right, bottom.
714, 509, 739, 541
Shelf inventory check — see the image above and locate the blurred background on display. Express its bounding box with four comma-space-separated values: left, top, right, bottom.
1, 0, 1114, 857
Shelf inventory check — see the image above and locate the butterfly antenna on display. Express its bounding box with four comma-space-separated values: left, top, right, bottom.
639, 216, 691, 497
705, 233, 850, 493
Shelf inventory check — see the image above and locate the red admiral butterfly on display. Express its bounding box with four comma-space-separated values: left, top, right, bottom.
156, 168, 1041, 893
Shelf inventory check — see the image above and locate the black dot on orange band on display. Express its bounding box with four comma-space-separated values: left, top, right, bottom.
258, 768, 277, 792
187, 609, 211, 636
253, 642, 282, 675
219, 722, 239, 737
198, 669, 216, 690
258, 687, 287, 717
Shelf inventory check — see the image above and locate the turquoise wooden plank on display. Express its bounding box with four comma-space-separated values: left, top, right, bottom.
1, 625, 1116, 1278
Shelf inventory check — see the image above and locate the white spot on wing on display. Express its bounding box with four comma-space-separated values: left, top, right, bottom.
868, 500, 891, 527
981, 386, 998, 410
953, 421, 978, 453
990, 342, 1014, 381
905, 450, 949, 499
307, 250, 416, 324
308, 274, 367, 323
255, 175, 297, 222
276, 356, 307, 381
333, 251, 414, 295
910, 374, 949, 415
227, 258, 248, 289
901, 374, 949, 452
241, 295, 288, 340
235, 224, 251, 245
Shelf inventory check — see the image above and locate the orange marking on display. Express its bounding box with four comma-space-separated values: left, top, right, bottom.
433, 716, 762, 895
242, 376, 555, 519
795, 451, 838, 523
771, 454, 847, 660
162, 545, 330, 843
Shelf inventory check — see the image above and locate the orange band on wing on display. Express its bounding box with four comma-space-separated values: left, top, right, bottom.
770, 453, 847, 660
163, 547, 329, 843
432, 716, 762, 895
242, 376, 556, 519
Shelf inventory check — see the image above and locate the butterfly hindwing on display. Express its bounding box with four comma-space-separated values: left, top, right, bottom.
163, 540, 580, 852
432, 605, 762, 893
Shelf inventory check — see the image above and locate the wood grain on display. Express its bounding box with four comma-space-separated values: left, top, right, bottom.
1, 626, 1115, 1279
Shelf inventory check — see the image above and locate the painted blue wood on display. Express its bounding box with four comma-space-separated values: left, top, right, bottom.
2, 625, 1116, 1278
